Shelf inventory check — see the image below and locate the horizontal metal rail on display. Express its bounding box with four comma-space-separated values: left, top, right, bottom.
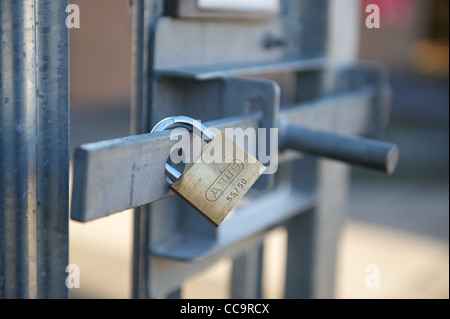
280, 124, 398, 174
156, 57, 326, 80
71, 87, 389, 222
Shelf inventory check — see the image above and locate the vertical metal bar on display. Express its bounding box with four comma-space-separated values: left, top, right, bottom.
231, 244, 263, 299
166, 288, 182, 299
0, 0, 38, 299
284, 0, 334, 299
131, 0, 147, 299
0, 0, 69, 299
284, 210, 315, 298
131, 0, 161, 299
131, 0, 146, 137
314, 161, 350, 298
282, 158, 317, 298
298, 0, 329, 58
35, 0, 69, 299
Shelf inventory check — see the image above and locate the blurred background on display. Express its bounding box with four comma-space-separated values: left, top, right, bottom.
68, 0, 449, 298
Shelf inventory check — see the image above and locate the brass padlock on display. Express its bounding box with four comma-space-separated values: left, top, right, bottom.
152, 116, 266, 226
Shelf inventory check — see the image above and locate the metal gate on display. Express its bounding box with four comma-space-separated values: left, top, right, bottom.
1, 0, 398, 299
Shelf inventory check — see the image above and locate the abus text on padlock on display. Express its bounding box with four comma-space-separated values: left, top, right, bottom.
169, 123, 278, 174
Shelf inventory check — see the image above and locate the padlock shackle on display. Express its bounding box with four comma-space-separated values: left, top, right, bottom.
151, 116, 215, 141
165, 163, 182, 183
152, 116, 216, 185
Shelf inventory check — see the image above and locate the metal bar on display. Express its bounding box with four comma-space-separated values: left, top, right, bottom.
284, 210, 315, 298
231, 244, 263, 299
0, 0, 38, 299
153, 17, 285, 70
131, 0, 148, 136
156, 57, 326, 80
151, 185, 315, 261
298, 0, 329, 58
148, 232, 266, 298
71, 88, 376, 222
131, 0, 162, 300
35, 0, 69, 299
280, 124, 399, 174
0, 0, 69, 299
165, 288, 182, 299
131, 0, 146, 300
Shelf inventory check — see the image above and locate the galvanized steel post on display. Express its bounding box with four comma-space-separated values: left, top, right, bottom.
0, 0, 69, 298
131, 0, 162, 299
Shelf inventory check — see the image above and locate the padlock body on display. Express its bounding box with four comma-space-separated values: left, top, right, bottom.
171, 130, 265, 226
